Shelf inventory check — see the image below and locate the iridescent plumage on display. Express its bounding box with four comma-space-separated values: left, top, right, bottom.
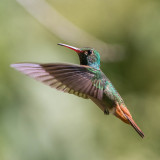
11, 43, 144, 138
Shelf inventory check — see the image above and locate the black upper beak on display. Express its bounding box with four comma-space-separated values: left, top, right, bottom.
58, 43, 82, 53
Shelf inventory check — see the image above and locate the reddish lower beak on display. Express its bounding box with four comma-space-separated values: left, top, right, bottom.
58, 43, 81, 53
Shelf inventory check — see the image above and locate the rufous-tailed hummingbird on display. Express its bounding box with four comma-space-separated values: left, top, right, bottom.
11, 43, 144, 138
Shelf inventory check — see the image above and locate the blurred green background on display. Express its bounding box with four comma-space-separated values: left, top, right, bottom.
1, 0, 160, 160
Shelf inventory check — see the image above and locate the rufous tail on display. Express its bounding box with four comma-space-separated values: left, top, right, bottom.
115, 104, 144, 138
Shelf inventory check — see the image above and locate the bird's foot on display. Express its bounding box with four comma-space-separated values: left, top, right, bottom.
104, 109, 109, 115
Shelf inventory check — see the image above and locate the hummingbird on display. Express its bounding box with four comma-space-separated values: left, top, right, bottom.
11, 43, 144, 138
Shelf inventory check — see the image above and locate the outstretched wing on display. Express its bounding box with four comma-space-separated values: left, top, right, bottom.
11, 63, 105, 100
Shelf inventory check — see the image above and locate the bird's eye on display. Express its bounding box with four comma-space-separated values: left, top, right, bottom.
88, 50, 92, 55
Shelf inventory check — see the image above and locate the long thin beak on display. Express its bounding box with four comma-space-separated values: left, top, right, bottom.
58, 43, 82, 53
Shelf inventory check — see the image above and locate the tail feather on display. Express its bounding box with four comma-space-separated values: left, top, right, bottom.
115, 104, 144, 138
125, 114, 144, 138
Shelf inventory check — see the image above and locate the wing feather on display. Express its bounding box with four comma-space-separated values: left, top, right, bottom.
11, 63, 105, 100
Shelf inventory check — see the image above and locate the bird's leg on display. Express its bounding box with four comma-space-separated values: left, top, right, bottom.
104, 109, 109, 115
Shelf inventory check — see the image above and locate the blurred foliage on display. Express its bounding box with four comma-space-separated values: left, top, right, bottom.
1, 0, 160, 160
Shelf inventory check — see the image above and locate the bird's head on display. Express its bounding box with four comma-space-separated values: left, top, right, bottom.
58, 43, 101, 70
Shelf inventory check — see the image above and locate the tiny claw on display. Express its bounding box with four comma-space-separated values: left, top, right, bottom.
104, 109, 109, 115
